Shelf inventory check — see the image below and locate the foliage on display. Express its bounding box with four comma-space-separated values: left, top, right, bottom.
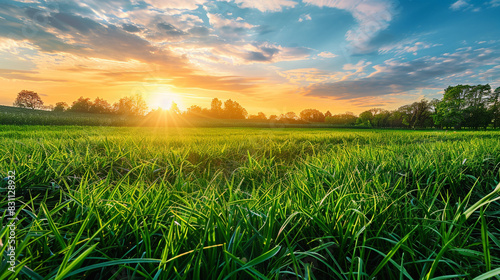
325, 112, 357, 125
300, 108, 325, 122
248, 112, 267, 120
113, 94, 148, 116
223, 99, 248, 119
53, 102, 68, 112
89, 97, 112, 114
68, 96, 92, 113
13, 90, 44, 110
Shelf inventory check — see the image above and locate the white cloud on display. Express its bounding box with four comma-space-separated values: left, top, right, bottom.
318, 51, 336, 58
143, 0, 206, 10
303, 0, 397, 53
489, 0, 500, 7
379, 39, 442, 56
207, 13, 255, 29
221, 0, 298, 12
450, 0, 472, 11
298, 14, 312, 22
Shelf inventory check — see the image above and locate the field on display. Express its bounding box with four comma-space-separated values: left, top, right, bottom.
1, 126, 500, 279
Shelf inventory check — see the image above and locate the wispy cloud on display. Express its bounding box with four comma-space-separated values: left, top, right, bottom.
304, 47, 500, 99
303, 0, 398, 54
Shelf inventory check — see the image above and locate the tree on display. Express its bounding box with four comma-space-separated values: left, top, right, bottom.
90, 97, 112, 114
13, 90, 44, 109
113, 94, 148, 116
299, 109, 325, 122
248, 112, 267, 120
356, 110, 374, 126
325, 112, 357, 125
222, 99, 247, 119
489, 87, 500, 129
280, 112, 299, 122
434, 85, 493, 129
169, 102, 180, 115
185, 105, 203, 117
398, 99, 433, 128
53, 102, 68, 112
210, 98, 223, 117
69, 97, 92, 113
325, 110, 332, 118
372, 110, 391, 128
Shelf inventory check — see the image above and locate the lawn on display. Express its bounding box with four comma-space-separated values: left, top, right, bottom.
1, 126, 499, 279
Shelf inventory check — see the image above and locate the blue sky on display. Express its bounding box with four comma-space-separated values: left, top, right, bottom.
0, 0, 499, 113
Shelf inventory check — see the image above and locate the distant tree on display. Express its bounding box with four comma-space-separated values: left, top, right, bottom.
248, 112, 267, 120
169, 102, 180, 115
280, 112, 299, 122
372, 110, 391, 128
434, 84, 492, 129
113, 94, 148, 116
325, 112, 357, 125
325, 110, 332, 118
53, 102, 68, 112
489, 87, 500, 128
222, 99, 247, 119
356, 110, 374, 127
69, 97, 92, 113
210, 98, 223, 117
268, 115, 278, 121
14, 90, 44, 109
387, 110, 406, 128
299, 109, 325, 122
89, 97, 112, 114
186, 105, 203, 116
398, 99, 433, 128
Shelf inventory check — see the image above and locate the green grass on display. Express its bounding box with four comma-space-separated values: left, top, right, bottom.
1, 126, 499, 279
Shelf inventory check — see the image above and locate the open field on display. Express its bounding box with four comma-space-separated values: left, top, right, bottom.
1, 126, 500, 279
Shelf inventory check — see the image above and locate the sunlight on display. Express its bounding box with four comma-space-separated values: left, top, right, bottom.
148, 91, 184, 110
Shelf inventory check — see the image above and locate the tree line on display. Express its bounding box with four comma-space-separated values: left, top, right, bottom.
11, 84, 500, 129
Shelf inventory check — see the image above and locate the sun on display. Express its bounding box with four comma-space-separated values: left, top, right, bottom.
149, 92, 183, 110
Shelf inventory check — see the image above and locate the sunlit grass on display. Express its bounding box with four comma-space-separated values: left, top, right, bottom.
1, 126, 499, 279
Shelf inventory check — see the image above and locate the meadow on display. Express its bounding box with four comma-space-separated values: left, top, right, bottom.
0, 126, 499, 279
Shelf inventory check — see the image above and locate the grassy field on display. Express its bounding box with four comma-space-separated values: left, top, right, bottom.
1, 126, 500, 279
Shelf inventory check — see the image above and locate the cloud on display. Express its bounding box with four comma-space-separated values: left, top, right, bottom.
188, 26, 210, 36
379, 39, 442, 55
298, 14, 312, 22
450, 0, 471, 10
277, 68, 339, 84
490, 0, 500, 7
303, 0, 398, 54
304, 47, 500, 99
207, 13, 255, 38
142, 0, 206, 10
0, 69, 67, 82
122, 24, 140, 33
318, 51, 336, 58
220, 0, 298, 12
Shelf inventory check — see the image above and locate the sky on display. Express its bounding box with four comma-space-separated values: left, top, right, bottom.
0, 0, 499, 115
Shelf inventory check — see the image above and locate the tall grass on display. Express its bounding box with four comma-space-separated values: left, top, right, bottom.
1, 126, 499, 279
